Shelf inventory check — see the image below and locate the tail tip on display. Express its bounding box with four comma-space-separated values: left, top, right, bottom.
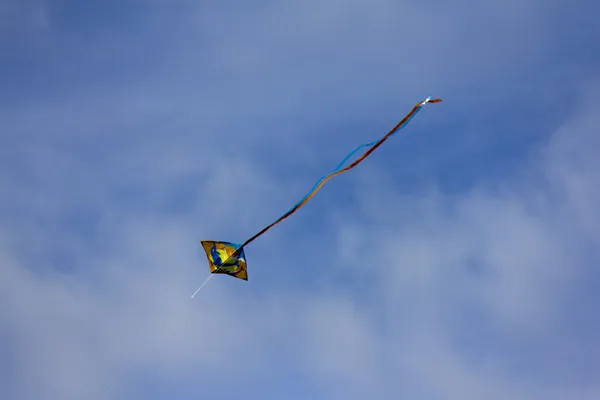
423, 95, 443, 105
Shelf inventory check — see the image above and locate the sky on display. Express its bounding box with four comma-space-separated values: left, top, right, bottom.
1, 0, 599, 399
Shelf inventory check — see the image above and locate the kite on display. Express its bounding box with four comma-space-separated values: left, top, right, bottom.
193, 95, 442, 296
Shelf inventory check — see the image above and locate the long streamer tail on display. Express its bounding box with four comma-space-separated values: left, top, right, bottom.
239, 95, 442, 248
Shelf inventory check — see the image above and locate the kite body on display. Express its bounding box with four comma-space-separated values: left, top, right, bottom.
200, 241, 248, 280
198, 96, 442, 284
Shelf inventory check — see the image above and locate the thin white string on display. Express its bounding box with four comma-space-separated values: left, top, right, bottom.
190, 272, 214, 299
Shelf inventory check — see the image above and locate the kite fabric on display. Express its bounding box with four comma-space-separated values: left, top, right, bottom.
199, 95, 442, 281
200, 241, 248, 280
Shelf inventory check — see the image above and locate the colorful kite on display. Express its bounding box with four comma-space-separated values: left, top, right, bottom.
195, 95, 442, 294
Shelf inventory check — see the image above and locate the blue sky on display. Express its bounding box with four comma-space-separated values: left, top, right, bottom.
1, 1, 599, 399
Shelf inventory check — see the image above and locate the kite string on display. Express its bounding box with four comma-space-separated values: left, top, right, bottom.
190, 272, 214, 299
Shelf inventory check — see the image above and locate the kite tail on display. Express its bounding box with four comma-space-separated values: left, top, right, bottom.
239, 95, 442, 249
